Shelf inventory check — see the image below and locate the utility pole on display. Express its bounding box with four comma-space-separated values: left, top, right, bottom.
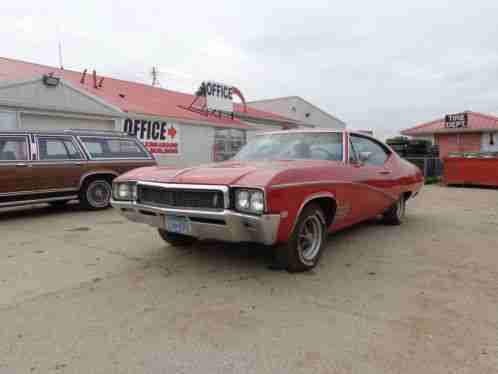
58, 40, 64, 70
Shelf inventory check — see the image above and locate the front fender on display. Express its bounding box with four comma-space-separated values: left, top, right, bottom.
267, 185, 338, 243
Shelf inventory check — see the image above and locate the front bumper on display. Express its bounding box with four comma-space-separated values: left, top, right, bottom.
111, 200, 281, 245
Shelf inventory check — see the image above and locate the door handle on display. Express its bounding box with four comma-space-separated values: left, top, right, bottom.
379, 170, 391, 175
15, 163, 31, 168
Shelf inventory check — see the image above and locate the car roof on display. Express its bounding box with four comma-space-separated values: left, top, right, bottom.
253, 129, 382, 141
0, 129, 132, 138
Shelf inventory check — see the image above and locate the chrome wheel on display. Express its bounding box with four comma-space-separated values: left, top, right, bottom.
396, 196, 406, 221
297, 214, 323, 263
86, 180, 111, 208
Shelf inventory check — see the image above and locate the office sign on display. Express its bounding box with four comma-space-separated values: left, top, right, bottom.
204, 81, 234, 113
123, 118, 180, 155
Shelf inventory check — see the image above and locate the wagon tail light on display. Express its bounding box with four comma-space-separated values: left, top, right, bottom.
112, 182, 137, 201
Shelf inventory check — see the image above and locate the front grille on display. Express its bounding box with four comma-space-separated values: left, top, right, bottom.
138, 185, 225, 210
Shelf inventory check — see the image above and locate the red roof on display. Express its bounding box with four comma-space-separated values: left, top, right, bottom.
0, 57, 294, 130
402, 111, 498, 136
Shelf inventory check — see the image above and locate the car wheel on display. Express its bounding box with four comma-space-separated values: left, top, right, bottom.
382, 195, 406, 225
80, 179, 112, 210
157, 229, 198, 247
274, 203, 327, 272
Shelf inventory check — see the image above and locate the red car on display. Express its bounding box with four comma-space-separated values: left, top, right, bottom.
111, 130, 424, 272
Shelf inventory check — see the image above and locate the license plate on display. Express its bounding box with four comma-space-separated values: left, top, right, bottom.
165, 215, 191, 235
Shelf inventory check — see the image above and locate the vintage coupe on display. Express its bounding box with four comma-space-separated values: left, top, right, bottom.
111, 130, 424, 272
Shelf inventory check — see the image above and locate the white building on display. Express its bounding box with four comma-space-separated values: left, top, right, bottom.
0, 57, 304, 166
248, 96, 346, 130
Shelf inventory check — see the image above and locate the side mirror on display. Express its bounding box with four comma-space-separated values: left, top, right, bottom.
359, 151, 372, 162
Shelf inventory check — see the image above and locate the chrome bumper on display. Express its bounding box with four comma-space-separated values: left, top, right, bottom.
111, 200, 281, 246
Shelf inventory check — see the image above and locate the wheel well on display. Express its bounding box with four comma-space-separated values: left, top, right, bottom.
80, 173, 116, 189
304, 197, 337, 227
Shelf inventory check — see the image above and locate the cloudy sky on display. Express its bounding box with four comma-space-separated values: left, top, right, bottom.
2, 0, 498, 138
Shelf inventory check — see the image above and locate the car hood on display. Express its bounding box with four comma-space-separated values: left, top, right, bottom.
116, 159, 342, 187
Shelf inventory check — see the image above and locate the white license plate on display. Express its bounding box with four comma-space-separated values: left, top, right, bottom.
165, 215, 191, 235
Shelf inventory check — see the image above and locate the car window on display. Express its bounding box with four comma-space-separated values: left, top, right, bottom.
80, 137, 149, 159
235, 133, 343, 161
0, 136, 28, 161
38, 137, 82, 160
350, 135, 389, 166
348, 139, 358, 162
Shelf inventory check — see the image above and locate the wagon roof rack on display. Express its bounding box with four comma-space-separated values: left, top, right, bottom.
64, 128, 131, 136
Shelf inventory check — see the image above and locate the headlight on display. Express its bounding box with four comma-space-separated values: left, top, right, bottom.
234, 188, 265, 214
112, 182, 137, 201
250, 191, 264, 213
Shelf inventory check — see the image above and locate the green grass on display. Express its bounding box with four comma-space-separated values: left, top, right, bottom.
425, 176, 440, 185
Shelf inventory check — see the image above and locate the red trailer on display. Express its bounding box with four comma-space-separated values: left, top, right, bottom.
444, 155, 498, 187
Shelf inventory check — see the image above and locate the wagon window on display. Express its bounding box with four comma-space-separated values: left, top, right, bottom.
0, 136, 28, 161
350, 135, 390, 166
37, 137, 82, 160
80, 137, 149, 159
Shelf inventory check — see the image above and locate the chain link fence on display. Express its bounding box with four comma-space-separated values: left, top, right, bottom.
405, 157, 443, 178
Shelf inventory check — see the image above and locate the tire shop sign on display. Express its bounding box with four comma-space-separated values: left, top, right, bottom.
123, 118, 180, 155
445, 113, 468, 129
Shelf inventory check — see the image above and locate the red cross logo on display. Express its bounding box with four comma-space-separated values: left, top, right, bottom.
167, 126, 177, 139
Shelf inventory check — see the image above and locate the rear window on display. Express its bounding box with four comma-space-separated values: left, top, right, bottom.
80, 137, 149, 159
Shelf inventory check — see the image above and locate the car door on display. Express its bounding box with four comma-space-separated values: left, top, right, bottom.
348, 134, 395, 218
0, 134, 34, 199
31, 135, 87, 191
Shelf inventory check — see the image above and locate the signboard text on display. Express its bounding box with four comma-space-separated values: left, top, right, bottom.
123, 118, 180, 155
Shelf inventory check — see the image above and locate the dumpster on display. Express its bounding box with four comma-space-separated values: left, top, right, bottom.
444, 152, 498, 187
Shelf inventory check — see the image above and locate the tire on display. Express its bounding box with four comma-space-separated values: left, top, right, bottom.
157, 229, 198, 247
79, 178, 112, 210
274, 203, 327, 272
382, 195, 406, 225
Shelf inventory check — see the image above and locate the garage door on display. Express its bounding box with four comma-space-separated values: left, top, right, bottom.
20, 113, 115, 131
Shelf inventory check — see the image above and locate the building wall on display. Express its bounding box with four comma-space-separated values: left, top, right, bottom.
20, 112, 115, 131
436, 133, 481, 158
481, 132, 498, 152
0, 108, 17, 129
153, 123, 215, 167
249, 97, 345, 129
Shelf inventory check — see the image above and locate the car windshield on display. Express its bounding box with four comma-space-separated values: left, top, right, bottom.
234, 132, 343, 161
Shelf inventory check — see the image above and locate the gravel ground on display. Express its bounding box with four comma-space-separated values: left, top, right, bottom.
0, 185, 497, 374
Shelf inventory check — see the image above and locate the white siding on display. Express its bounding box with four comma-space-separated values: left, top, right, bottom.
20, 113, 114, 131
248, 97, 346, 129
0, 110, 17, 130
0, 78, 120, 117
154, 123, 215, 167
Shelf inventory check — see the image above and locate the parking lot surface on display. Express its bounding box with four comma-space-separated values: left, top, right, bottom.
0, 185, 497, 374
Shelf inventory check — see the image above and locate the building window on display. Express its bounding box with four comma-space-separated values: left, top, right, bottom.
213, 129, 246, 161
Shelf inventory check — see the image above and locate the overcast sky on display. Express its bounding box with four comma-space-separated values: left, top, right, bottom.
2, 0, 498, 138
